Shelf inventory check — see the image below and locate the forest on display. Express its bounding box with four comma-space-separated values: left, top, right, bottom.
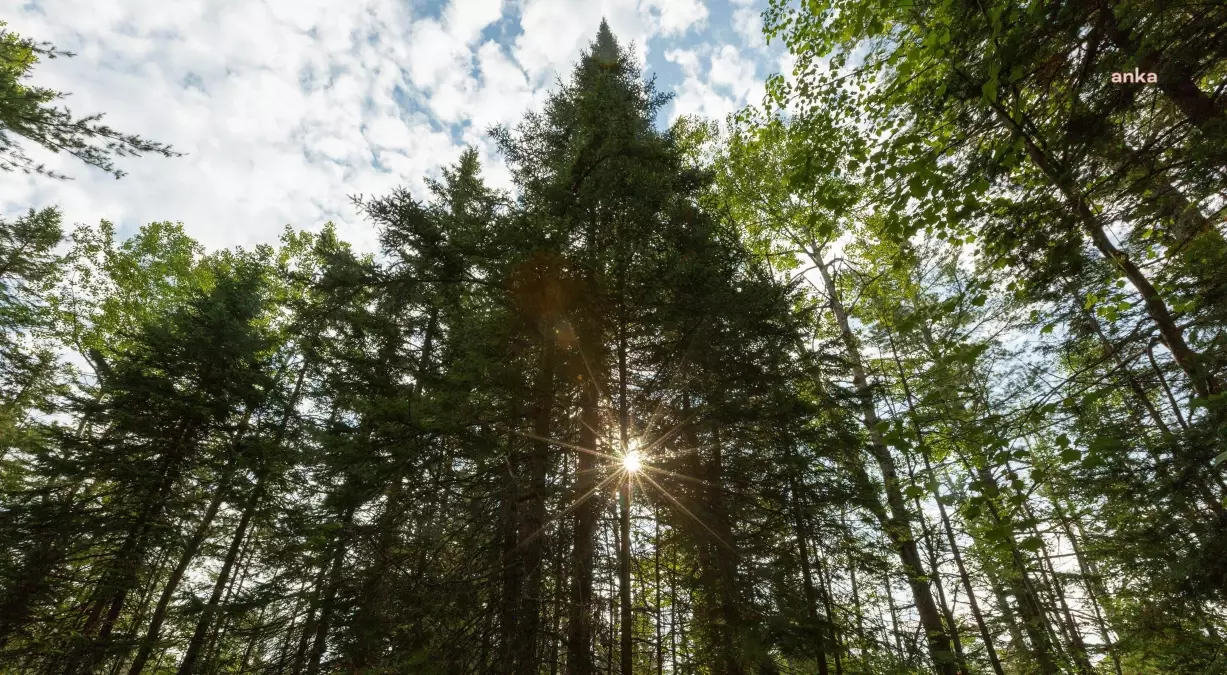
0, 1, 1225, 674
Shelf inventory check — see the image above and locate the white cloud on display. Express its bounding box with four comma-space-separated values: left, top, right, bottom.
664, 43, 763, 125
732, 6, 764, 49
0, 0, 764, 257
643, 0, 708, 35
710, 45, 760, 100
445, 0, 506, 44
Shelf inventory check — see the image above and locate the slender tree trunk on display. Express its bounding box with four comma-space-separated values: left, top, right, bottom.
654, 510, 664, 675
617, 301, 633, 675
618, 481, 632, 675
884, 571, 903, 658
1051, 500, 1124, 675
176, 366, 304, 674
1017, 497, 1094, 675
304, 503, 356, 675
903, 448, 964, 664
513, 315, 558, 675
814, 255, 960, 675
238, 601, 268, 672
126, 465, 234, 675
985, 97, 1219, 400
203, 528, 257, 668
844, 509, 866, 652
108, 545, 171, 675
67, 421, 197, 675
568, 376, 601, 675
289, 560, 329, 675
708, 427, 746, 675
887, 332, 1005, 675
814, 547, 844, 675
669, 535, 679, 675
176, 471, 266, 675
274, 581, 309, 675
787, 473, 830, 675
500, 418, 521, 674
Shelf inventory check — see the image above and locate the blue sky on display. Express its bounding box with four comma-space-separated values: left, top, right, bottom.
2, 0, 791, 252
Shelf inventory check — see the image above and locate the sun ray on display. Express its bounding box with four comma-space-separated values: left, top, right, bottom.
635, 410, 700, 457
641, 464, 718, 489
516, 468, 624, 552
575, 341, 619, 412
514, 431, 623, 464
637, 471, 734, 552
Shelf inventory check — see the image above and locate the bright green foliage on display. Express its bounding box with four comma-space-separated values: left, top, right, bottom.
0, 13, 1225, 675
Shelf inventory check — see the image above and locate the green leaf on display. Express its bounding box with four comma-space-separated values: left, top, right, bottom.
981, 79, 998, 103
1059, 448, 1080, 463
1211, 451, 1227, 468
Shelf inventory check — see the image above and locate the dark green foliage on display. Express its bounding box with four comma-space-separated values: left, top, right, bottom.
0, 21, 180, 179
0, 11, 1224, 675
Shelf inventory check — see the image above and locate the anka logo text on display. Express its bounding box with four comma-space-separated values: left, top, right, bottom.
1111, 68, 1158, 84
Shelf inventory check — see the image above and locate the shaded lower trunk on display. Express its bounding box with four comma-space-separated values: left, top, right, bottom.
126, 467, 234, 675
176, 469, 267, 675
815, 257, 960, 675
786, 473, 830, 675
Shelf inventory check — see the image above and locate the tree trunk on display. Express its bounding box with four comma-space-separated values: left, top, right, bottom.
67, 421, 198, 675
304, 503, 356, 675
1052, 500, 1124, 675
1096, 0, 1227, 143
786, 473, 830, 675
175, 366, 304, 674
814, 546, 844, 675
814, 255, 960, 675
289, 563, 330, 675
126, 465, 234, 675
617, 302, 633, 675
887, 332, 1005, 675
707, 427, 746, 675
176, 471, 265, 675
985, 98, 1220, 400
567, 377, 601, 675
511, 316, 557, 675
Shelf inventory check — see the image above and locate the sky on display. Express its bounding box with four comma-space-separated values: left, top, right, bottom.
2, 0, 791, 253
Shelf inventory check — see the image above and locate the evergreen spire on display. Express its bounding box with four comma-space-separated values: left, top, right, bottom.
588, 19, 621, 70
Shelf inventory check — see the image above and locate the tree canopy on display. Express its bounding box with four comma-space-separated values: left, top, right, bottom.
1, 8, 1225, 675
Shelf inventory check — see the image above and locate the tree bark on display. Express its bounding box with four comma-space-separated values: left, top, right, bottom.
814, 255, 961, 675
787, 472, 830, 675
567, 378, 601, 675
513, 317, 558, 675
887, 332, 1005, 675
126, 464, 234, 675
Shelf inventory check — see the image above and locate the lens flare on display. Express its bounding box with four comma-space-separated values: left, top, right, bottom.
622, 450, 642, 473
